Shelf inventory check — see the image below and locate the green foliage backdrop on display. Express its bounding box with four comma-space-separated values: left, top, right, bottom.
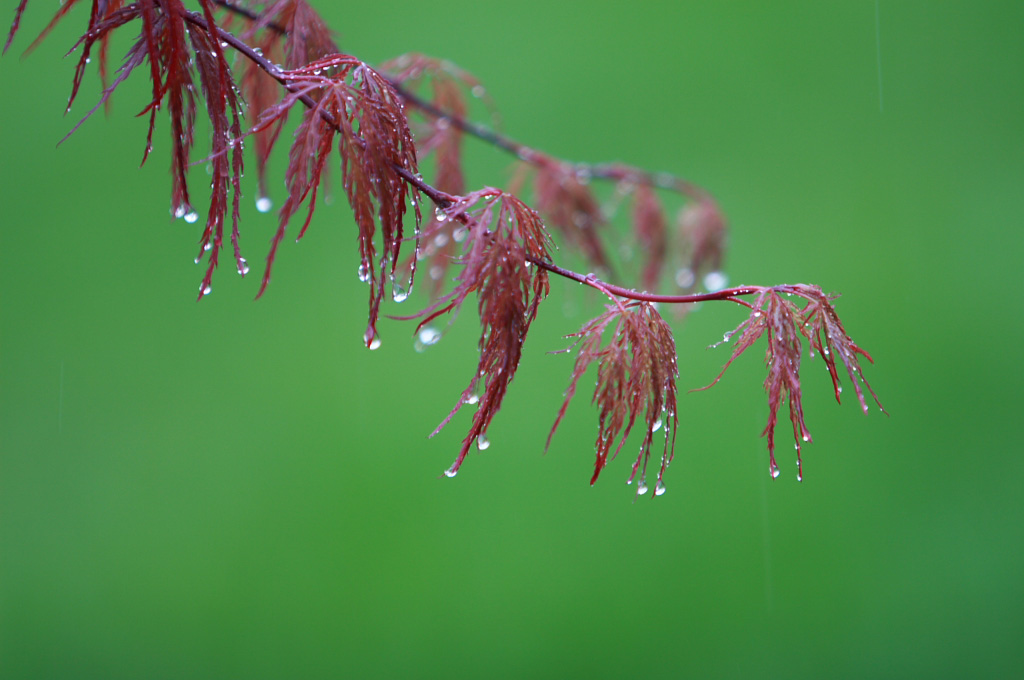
2, 1, 1022, 677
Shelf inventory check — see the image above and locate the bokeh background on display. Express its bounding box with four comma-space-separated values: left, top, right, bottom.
2, 1, 1022, 677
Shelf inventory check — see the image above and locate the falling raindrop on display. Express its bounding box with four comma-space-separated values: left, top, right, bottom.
255, 196, 273, 213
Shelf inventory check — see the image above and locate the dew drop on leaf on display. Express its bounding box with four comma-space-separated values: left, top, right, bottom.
255, 196, 273, 213
392, 283, 409, 303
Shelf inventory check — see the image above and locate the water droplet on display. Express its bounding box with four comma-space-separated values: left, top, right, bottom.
703, 270, 728, 292
770, 462, 780, 478
464, 392, 480, 405
414, 326, 441, 352
253, 47, 263, 57
173, 205, 187, 219
357, 263, 371, 283
391, 279, 409, 302
434, 206, 448, 222
364, 329, 381, 350
675, 267, 695, 288
201, 284, 212, 296
797, 471, 803, 482
184, 211, 199, 224
476, 435, 490, 450
433, 233, 449, 248
637, 478, 649, 495
443, 466, 458, 478
802, 434, 810, 442
651, 418, 663, 433
203, 242, 212, 252
471, 85, 485, 98
452, 226, 468, 242
237, 258, 249, 275
655, 481, 667, 496
256, 196, 273, 213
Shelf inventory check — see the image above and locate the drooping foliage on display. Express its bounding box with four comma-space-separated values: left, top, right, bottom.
4, 0, 883, 496
548, 299, 680, 496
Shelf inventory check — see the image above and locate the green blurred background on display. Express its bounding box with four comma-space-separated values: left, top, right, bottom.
2, 1, 1022, 677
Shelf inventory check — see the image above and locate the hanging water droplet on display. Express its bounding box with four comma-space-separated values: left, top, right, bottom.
184, 211, 199, 224
770, 461, 780, 478
392, 282, 409, 303
476, 435, 490, 450
651, 418, 663, 433
363, 329, 381, 350
357, 263, 371, 283
255, 196, 273, 213
237, 258, 249, 276
703, 270, 728, 292
173, 205, 187, 219
797, 471, 803, 482
414, 326, 441, 352
802, 434, 810, 442
655, 481, 667, 496
464, 392, 480, 405
203, 242, 212, 252
637, 479, 649, 495
443, 466, 458, 478
194, 257, 201, 264
674, 267, 695, 288
201, 284, 212, 296
433, 206, 448, 222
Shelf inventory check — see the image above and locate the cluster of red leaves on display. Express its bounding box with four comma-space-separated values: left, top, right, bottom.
378, 54, 483, 295
547, 298, 679, 497
7, 0, 250, 297
245, 53, 421, 344
703, 285, 885, 480
408, 190, 551, 477
236, 0, 337, 199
